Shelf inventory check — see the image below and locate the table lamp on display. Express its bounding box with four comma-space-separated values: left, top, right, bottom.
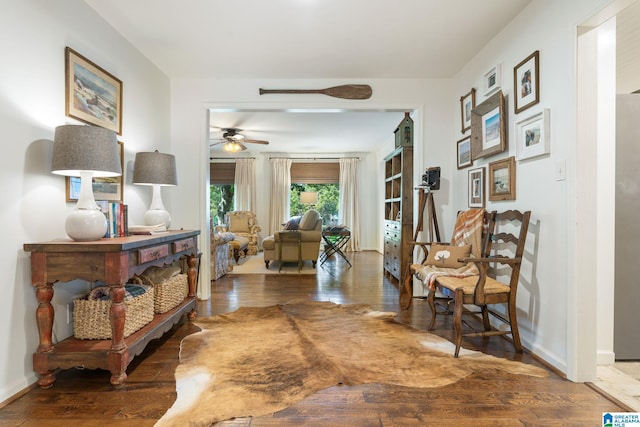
51, 125, 122, 241
132, 150, 177, 228
300, 191, 318, 206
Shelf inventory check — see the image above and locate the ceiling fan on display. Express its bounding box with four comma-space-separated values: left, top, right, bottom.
209, 128, 269, 152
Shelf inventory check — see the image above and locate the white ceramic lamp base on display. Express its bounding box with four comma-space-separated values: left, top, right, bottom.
144, 209, 171, 228
144, 184, 171, 228
65, 171, 107, 241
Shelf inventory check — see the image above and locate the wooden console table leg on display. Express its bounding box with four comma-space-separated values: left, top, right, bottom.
187, 254, 198, 320
33, 282, 56, 388
107, 283, 128, 387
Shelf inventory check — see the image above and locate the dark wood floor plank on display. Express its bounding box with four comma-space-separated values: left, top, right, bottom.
0, 251, 625, 426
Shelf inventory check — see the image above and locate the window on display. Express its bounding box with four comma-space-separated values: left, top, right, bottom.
210, 162, 234, 226
290, 161, 339, 226
290, 184, 339, 226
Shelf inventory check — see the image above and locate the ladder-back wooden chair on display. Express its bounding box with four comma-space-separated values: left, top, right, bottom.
404, 209, 531, 357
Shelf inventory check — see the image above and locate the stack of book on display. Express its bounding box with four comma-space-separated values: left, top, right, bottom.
105, 203, 128, 237
128, 224, 168, 235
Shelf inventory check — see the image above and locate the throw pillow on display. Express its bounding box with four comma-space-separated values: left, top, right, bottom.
425, 244, 472, 269
228, 213, 250, 233
283, 216, 302, 230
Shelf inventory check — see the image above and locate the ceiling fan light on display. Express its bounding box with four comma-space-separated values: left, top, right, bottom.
223, 141, 242, 152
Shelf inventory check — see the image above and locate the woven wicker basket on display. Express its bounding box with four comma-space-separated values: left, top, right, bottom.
151, 273, 188, 313
73, 285, 154, 340
134, 273, 188, 314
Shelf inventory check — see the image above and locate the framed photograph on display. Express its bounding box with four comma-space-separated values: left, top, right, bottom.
513, 50, 540, 114
516, 109, 550, 160
66, 141, 124, 202
457, 136, 472, 169
483, 64, 502, 95
460, 88, 476, 133
488, 156, 516, 201
468, 167, 485, 208
470, 90, 506, 160
65, 47, 123, 135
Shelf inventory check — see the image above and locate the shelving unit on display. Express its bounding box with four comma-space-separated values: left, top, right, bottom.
383, 113, 414, 282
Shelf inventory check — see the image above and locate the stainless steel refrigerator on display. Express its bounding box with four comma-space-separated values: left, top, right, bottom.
615, 93, 640, 360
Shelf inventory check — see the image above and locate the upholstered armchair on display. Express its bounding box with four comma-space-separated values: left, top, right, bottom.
210, 231, 234, 280
216, 211, 261, 256
262, 209, 323, 268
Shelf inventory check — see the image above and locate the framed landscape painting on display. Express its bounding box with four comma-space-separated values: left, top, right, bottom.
65, 47, 123, 135
470, 90, 506, 160
488, 156, 516, 201
513, 50, 540, 114
457, 136, 472, 169
460, 88, 476, 133
516, 109, 550, 160
468, 167, 485, 208
483, 64, 502, 96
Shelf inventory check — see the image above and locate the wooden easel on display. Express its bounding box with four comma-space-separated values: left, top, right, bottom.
399, 186, 440, 309
414, 186, 440, 244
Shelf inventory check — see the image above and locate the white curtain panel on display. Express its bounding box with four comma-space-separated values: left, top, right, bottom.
269, 158, 292, 235
234, 158, 256, 212
339, 158, 360, 252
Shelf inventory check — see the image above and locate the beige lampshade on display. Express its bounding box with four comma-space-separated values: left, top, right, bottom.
132, 150, 177, 186
51, 125, 121, 177
300, 191, 318, 205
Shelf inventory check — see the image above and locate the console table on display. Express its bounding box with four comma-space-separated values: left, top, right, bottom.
23, 230, 200, 388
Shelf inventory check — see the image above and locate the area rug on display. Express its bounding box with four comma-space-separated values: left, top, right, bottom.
156, 301, 547, 426
227, 252, 317, 275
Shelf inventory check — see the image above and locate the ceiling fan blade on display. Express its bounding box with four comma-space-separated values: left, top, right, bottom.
237, 142, 248, 151
242, 139, 269, 145
209, 140, 226, 146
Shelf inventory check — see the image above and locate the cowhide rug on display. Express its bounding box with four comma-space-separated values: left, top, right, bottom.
156, 301, 547, 426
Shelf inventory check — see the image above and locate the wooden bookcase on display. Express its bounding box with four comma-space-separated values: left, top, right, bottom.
383, 113, 414, 282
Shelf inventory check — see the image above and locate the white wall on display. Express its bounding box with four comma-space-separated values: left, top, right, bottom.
450, 0, 618, 378
0, 0, 171, 403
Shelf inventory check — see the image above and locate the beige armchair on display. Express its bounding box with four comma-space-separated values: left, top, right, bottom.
216, 211, 261, 257
263, 209, 322, 268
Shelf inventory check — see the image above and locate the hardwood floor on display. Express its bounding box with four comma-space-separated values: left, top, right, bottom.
0, 251, 627, 426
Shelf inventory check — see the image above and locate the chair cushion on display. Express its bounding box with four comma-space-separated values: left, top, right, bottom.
229, 236, 250, 249
228, 212, 251, 233
425, 244, 471, 269
299, 209, 320, 230
436, 275, 511, 295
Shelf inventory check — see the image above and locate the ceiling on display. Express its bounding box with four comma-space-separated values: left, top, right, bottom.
84, 0, 640, 155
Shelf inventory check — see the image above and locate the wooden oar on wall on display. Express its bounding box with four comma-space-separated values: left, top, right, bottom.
259, 84, 372, 100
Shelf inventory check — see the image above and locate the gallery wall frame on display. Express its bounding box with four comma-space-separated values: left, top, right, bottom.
488, 156, 516, 201
483, 64, 502, 96
460, 88, 476, 133
468, 167, 485, 208
516, 109, 550, 160
470, 90, 506, 160
65, 47, 123, 135
66, 141, 124, 203
457, 136, 472, 169
513, 50, 540, 114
